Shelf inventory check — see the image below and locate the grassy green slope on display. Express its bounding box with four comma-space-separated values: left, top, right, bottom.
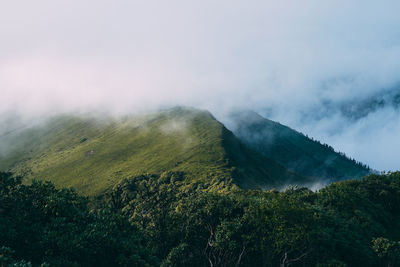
228, 111, 371, 182
0, 107, 303, 196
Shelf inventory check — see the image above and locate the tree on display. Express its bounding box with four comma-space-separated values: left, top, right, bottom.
372, 237, 400, 267
0, 172, 157, 266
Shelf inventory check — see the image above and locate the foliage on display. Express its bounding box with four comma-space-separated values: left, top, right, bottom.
2, 170, 400, 266
108, 171, 400, 267
372, 237, 400, 267
0, 172, 157, 266
0, 246, 47, 267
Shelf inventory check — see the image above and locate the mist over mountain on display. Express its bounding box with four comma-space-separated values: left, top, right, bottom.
0, 107, 310, 195
338, 86, 400, 120
3, 2, 400, 266
0, 107, 374, 195
270, 85, 400, 172
283, 84, 400, 122
1, 1, 400, 171
226, 110, 371, 183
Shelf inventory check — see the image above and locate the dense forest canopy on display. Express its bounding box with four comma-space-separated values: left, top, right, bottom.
1, 171, 400, 266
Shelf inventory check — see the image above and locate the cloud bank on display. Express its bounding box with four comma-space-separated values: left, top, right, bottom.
1, 0, 400, 170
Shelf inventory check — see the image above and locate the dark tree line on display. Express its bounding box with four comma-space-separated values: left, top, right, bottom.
2, 171, 400, 266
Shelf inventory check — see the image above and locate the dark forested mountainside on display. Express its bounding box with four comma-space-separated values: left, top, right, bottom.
228, 110, 370, 182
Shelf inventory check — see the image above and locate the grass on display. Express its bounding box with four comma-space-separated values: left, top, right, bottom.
0, 107, 303, 196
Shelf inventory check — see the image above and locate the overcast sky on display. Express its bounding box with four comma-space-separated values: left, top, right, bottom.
1, 1, 400, 171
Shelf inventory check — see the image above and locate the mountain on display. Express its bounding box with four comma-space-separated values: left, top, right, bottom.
309, 86, 400, 121
227, 110, 371, 182
339, 86, 400, 120
0, 107, 304, 196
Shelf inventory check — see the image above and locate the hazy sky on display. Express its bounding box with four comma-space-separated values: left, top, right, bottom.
1, 1, 400, 171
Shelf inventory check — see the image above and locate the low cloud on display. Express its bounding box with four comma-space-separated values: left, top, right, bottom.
159, 118, 189, 135
1, 1, 400, 170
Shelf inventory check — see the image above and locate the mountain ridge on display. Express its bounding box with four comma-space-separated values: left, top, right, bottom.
0, 107, 305, 196
226, 110, 371, 182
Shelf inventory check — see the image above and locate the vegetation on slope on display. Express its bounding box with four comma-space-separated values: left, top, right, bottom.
2, 171, 400, 266
0, 107, 302, 196
228, 110, 370, 182
0, 172, 157, 266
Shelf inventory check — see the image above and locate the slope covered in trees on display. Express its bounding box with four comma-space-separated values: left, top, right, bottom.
227, 110, 371, 183
2, 171, 400, 266
0, 107, 303, 196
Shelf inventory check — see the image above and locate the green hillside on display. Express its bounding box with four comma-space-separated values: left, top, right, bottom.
0, 107, 303, 196
228, 110, 371, 182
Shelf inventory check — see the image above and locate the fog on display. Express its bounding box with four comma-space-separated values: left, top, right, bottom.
1, 1, 400, 171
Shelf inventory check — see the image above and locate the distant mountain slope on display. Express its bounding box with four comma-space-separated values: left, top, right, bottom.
227, 111, 371, 182
0, 107, 303, 196
309, 86, 400, 121
339, 86, 400, 120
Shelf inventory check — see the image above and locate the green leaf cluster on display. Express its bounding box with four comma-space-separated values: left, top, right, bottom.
0, 172, 157, 266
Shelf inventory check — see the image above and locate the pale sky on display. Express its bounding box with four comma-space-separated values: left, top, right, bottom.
1, 1, 400, 170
